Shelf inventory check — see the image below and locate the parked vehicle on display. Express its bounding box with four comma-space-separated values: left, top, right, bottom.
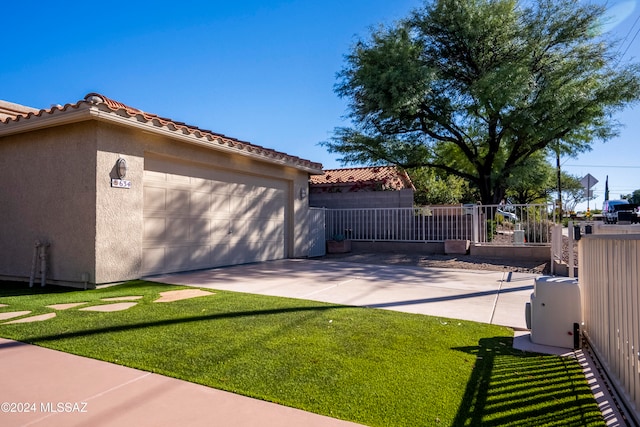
496, 208, 518, 221
602, 199, 639, 224
497, 200, 518, 221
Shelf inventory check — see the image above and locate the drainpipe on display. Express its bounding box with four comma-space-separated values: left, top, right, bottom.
29, 240, 41, 288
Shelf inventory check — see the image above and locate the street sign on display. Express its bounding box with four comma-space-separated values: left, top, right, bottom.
580, 174, 598, 189
580, 174, 598, 211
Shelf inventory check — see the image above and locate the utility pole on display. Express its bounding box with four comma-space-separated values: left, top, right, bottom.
555, 144, 562, 221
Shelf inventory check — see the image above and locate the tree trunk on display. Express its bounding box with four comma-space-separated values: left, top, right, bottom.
478, 176, 505, 205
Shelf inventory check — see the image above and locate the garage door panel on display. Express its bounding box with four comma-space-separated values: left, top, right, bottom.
211, 197, 230, 217
210, 180, 230, 195
261, 241, 284, 260
211, 243, 230, 267
190, 219, 211, 242
262, 220, 285, 240
166, 218, 190, 243
245, 197, 262, 218
144, 170, 167, 182
190, 192, 210, 216
211, 219, 230, 237
228, 242, 261, 265
167, 173, 190, 184
165, 245, 214, 271
144, 186, 167, 212
166, 190, 190, 214
187, 245, 213, 270
144, 217, 166, 241
142, 247, 166, 276
229, 195, 245, 217
165, 246, 191, 271
144, 158, 287, 275
190, 176, 212, 191
262, 197, 285, 219
227, 228, 248, 245
230, 239, 283, 263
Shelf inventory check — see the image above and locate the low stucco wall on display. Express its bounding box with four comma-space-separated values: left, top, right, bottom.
350, 241, 444, 254
470, 244, 550, 262
345, 241, 550, 263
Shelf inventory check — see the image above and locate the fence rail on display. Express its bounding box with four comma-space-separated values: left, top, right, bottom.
324, 204, 554, 245
579, 235, 640, 423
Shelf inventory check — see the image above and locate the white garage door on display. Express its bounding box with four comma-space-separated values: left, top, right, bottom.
142, 156, 288, 276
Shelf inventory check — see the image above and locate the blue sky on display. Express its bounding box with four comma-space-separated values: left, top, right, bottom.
2, 0, 638, 210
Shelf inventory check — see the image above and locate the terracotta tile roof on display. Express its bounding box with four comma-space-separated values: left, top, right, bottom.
310, 166, 415, 191
0, 100, 39, 121
0, 93, 323, 174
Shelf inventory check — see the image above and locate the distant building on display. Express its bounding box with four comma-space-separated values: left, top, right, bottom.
309, 166, 415, 208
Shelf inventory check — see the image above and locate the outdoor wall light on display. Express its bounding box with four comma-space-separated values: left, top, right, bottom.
300, 187, 307, 200
116, 158, 128, 179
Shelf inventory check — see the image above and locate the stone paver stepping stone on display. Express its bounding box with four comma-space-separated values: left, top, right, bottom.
0, 311, 32, 320
47, 303, 88, 310
4, 313, 57, 324
101, 296, 143, 301
154, 289, 215, 303
0, 304, 8, 308
79, 302, 138, 312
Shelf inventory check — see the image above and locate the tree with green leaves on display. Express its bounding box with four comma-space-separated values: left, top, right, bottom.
622, 189, 640, 204
559, 172, 589, 213
407, 167, 475, 205
504, 152, 555, 205
323, 0, 640, 204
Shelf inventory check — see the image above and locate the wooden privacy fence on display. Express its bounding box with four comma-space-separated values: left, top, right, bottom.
579, 234, 640, 423
324, 204, 554, 245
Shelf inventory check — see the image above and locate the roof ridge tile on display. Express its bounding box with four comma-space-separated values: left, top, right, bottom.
0, 93, 323, 172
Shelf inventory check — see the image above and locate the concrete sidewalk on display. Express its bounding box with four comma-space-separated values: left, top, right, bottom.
0, 338, 364, 427
149, 259, 536, 330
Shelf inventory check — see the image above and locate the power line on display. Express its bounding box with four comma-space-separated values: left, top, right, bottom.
563, 164, 640, 169
617, 11, 640, 60
619, 24, 640, 60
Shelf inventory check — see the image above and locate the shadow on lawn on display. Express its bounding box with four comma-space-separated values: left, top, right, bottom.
0, 304, 351, 346
452, 337, 603, 427
0, 281, 78, 297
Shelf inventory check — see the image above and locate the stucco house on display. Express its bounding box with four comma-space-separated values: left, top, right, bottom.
0, 93, 322, 287
309, 166, 415, 208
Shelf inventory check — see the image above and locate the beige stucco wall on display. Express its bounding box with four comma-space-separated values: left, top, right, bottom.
91, 121, 311, 283
0, 122, 98, 285
310, 189, 414, 209
94, 124, 145, 284
1, 117, 313, 286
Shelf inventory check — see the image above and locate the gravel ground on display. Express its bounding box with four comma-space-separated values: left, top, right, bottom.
319, 252, 549, 274
318, 230, 580, 275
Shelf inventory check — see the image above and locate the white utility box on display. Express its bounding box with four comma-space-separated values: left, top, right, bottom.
525, 276, 581, 349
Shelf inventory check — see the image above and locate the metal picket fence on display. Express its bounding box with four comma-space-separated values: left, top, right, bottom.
324, 204, 554, 245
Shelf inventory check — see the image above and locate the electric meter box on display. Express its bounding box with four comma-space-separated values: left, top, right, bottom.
526, 276, 581, 349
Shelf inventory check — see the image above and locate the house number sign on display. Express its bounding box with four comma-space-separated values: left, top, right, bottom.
111, 179, 132, 189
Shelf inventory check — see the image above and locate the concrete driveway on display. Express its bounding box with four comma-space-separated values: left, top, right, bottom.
147, 259, 536, 330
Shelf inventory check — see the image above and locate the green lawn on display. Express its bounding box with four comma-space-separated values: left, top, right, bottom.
0, 281, 604, 427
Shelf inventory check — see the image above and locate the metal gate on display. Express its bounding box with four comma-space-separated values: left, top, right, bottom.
308, 207, 326, 257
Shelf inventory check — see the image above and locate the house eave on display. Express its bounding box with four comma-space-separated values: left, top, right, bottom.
0, 102, 324, 175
